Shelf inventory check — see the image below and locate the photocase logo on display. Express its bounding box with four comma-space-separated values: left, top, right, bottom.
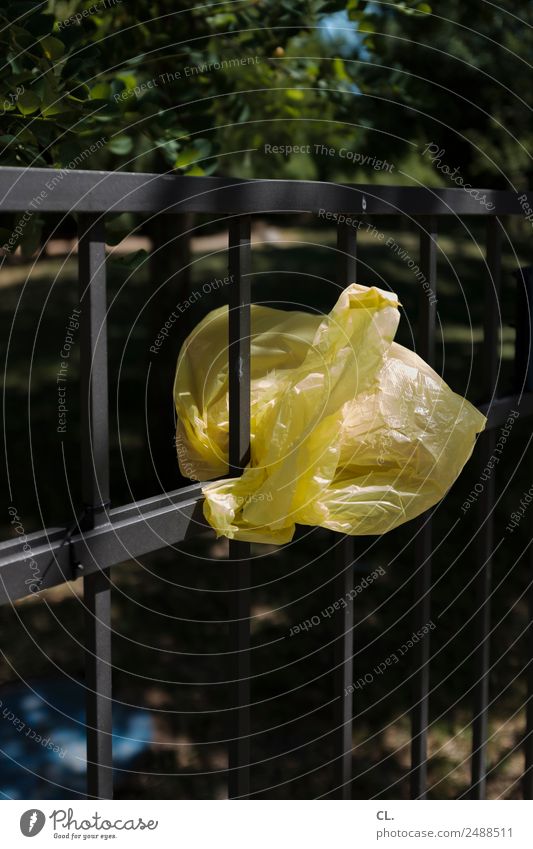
20, 810, 46, 837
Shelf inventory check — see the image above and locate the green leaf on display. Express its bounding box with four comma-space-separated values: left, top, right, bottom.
6, 53, 24, 75
200, 159, 218, 176
88, 99, 120, 121
90, 82, 111, 100
185, 164, 205, 176
108, 135, 133, 154
16, 127, 37, 145
116, 73, 137, 91
156, 138, 180, 164
17, 90, 40, 115
286, 88, 305, 100
40, 35, 65, 61
73, 83, 91, 101
41, 79, 66, 117
206, 13, 237, 26
333, 57, 349, 82
174, 146, 199, 168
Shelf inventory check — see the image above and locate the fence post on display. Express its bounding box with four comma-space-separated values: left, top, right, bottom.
330, 220, 357, 799
78, 213, 113, 800
227, 215, 252, 798
469, 217, 502, 799
147, 213, 193, 492
516, 266, 533, 799
411, 215, 438, 799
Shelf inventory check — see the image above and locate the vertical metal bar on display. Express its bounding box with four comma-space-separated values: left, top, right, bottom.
515, 267, 533, 799
410, 216, 437, 799
332, 536, 355, 798
78, 213, 113, 800
469, 216, 501, 799
84, 568, 113, 799
417, 217, 438, 369
330, 221, 357, 798
482, 217, 502, 395
524, 535, 533, 800
227, 216, 252, 799
79, 216, 110, 520
337, 219, 358, 284
147, 213, 193, 492
514, 267, 533, 393
411, 519, 432, 800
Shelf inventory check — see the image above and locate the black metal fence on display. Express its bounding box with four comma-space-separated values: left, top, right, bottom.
0, 166, 532, 800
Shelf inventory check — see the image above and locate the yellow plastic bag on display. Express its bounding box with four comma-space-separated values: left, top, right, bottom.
174, 284, 485, 544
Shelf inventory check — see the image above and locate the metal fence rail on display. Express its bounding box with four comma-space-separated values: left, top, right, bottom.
0, 167, 532, 800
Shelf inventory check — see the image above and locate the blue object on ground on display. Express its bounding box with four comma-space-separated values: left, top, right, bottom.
0, 677, 153, 799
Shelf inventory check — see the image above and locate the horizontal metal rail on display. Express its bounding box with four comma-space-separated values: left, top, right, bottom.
0, 484, 207, 605
0, 392, 530, 607
0, 167, 531, 216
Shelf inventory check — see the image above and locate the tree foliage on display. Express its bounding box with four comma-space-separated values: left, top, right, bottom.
0, 1, 356, 173
2, 0, 527, 251
356, 0, 533, 188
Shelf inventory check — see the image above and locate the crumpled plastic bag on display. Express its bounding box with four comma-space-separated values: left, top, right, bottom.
174, 284, 486, 544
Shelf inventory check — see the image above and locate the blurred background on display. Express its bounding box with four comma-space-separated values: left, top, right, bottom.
0, 0, 532, 799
